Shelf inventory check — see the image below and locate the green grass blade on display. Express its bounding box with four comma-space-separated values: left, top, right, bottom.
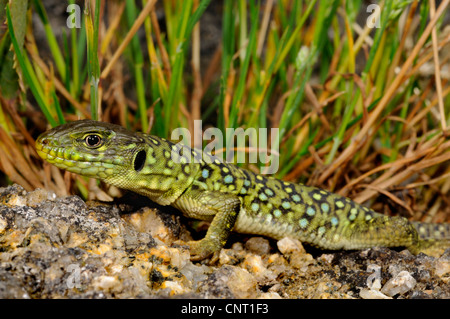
6, 4, 58, 127
33, 0, 67, 82
85, 0, 101, 120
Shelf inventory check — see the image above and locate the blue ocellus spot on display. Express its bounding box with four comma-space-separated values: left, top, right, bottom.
321, 203, 330, 213
259, 193, 268, 201
244, 180, 251, 187
299, 218, 308, 228
306, 206, 316, 216
273, 209, 282, 218
202, 169, 209, 179
224, 175, 234, 183
349, 208, 358, 221
251, 203, 259, 212
331, 216, 339, 226
265, 188, 274, 196
282, 201, 291, 209
292, 194, 300, 202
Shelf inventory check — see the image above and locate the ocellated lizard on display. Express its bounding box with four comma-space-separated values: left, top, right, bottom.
35, 120, 450, 260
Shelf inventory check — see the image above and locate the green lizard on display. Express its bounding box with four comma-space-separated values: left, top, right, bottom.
36, 120, 450, 260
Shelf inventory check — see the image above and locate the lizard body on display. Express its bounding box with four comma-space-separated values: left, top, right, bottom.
36, 120, 450, 259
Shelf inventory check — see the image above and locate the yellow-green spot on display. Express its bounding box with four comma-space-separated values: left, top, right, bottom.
336, 201, 345, 208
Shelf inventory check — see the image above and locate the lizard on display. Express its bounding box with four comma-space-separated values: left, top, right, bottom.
35, 120, 450, 260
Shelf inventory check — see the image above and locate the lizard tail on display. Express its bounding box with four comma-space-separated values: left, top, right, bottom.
410, 221, 450, 256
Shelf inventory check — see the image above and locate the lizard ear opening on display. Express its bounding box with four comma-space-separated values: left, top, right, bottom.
134, 150, 146, 172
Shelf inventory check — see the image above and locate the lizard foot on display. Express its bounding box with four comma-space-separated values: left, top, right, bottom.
174, 239, 222, 261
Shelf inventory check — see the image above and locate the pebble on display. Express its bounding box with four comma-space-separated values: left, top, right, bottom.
245, 237, 271, 255
258, 292, 282, 299
161, 280, 186, 296
381, 271, 417, 297
0, 216, 6, 234
93, 275, 120, 291
122, 208, 177, 244
226, 266, 258, 299
434, 259, 450, 280
360, 289, 392, 299
242, 254, 275, 281
276, 237, 305, 255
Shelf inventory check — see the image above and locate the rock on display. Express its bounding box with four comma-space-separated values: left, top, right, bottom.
360, 288, 392, 299
276, 237, 313, 271
222, 266, 258, 299
258, 292, 282, 299
242, 254, 275, 282
435, 254, 450, 281
277, 237, 305, 255
199, 265, 258, 298
1, 185, 449, 299
381, 271, 417, 297
121, 207, 180, 245
245, 237, 271, 255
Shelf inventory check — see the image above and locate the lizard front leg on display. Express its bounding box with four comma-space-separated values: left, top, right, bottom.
172, 188, 241, 261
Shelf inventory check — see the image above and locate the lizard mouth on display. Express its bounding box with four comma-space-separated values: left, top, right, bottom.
35, 134, 125, 176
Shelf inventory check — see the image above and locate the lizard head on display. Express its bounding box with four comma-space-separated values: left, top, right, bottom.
36, 119, 147, 180
36, 119, 200, 205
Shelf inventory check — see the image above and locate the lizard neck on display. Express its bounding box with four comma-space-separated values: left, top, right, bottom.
106, 135, 203, 206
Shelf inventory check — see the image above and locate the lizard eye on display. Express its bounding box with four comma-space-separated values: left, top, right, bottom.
84, 134, 103, 148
